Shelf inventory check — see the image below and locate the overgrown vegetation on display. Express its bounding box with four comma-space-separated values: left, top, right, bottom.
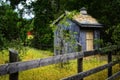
0, 0, 120, 50
0, 2, 34, 50
0, 48, 119, 80
0, 0, 120, 80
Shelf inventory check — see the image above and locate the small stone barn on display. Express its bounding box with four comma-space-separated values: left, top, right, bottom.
53, 7, 103, 55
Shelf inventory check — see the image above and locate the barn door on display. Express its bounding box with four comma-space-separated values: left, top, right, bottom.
86, 30, 93, 51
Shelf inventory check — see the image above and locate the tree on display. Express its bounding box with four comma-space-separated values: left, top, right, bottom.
31, 0, 55, 49
112, 24, 120, 45
0, 4, 19, 49
0, 2, 33, 49
9, 0, 26, 9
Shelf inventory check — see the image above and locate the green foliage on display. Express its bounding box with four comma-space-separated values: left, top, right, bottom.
0, 4, 19, 50
17, 19, 34, 45
94, 39, 104, 47
111, 24, 120, 59
9, 0, 27, 9
0, 0, 120, 51
31, 0, 55, 49
0, 6, 18, 40
112, 24, 120, 45
0, 3, 34, 51
56, 0, 81, 11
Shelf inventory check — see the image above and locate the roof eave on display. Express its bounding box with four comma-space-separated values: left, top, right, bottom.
52, 13, 65, 25
72, 20, 103, 28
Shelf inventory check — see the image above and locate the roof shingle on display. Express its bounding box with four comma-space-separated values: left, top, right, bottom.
73, 13, 99, 24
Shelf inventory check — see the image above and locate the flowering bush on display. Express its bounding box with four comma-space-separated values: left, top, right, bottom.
27, 31, 34, 40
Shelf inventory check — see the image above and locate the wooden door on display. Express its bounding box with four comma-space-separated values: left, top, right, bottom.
86, 30, 93, 51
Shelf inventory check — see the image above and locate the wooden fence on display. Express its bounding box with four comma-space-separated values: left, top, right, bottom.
0, 46, 120, 80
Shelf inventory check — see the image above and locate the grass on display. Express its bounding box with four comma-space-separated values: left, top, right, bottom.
0, 50, 9, 64
0, 47, 120, 80
19, 47, 53, 61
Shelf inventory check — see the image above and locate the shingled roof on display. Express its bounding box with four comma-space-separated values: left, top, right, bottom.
73, 7, 100, 25
52, 7, 103, 27
73, 14, 99, 24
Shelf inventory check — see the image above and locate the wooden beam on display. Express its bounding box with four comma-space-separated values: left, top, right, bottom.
77, 45, 83, 80
62, 61, 120, 80
84, 50, 98, 57
107, 71, 120, 80
0, 50, 98, 76
9, 49, 19, 80
52, 13, 65, 25
107, 51, 112, 77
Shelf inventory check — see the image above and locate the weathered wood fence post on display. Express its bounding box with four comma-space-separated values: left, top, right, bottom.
9, 49, 19, 80
108, 51, 112, 78
77, 44, 83, 80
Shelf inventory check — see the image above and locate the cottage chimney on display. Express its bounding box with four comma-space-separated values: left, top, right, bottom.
80, 7, 87, 15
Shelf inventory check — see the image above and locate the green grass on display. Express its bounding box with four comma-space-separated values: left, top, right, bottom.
0, 50, 9, 64
0, 48, 120, 80
19, 47, 53, 61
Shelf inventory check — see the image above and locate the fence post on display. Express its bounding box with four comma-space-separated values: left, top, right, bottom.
108, 51, 112, 77
77, 45, 83, 80
9, 49, 19, 80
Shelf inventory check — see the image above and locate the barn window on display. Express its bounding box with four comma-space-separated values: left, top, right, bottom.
86, 30, 93, 51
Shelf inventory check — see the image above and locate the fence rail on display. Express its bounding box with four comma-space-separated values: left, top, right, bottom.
62, 60, 120, 80
0, 50, 97, 75
107, 71, 120, 80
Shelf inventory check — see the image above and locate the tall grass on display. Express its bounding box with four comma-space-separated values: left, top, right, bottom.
0, 50, 9, 64
0, 48, 120, 80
